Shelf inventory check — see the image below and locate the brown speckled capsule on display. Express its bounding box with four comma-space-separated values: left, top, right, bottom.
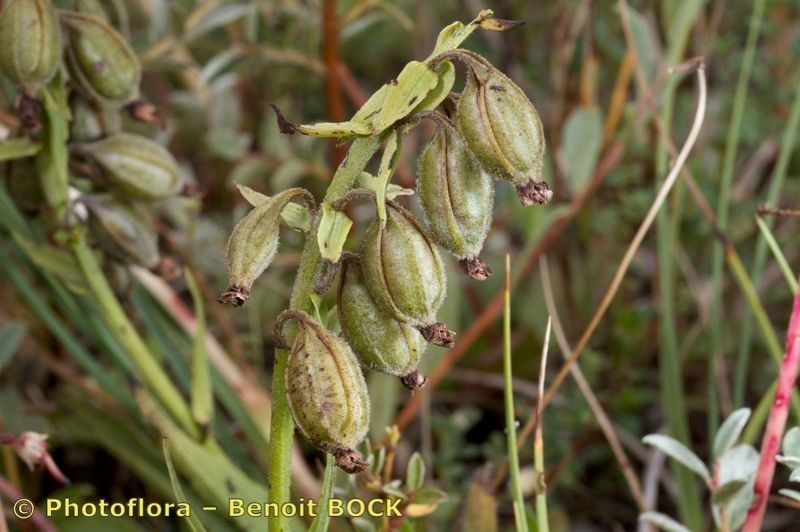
337, 254, 427, 390
274, 310, 369, 473
361, 201, 455, 348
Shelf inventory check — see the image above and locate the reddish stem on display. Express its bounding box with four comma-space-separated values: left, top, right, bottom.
322, 0, 346, 167
743, 282, 800, 531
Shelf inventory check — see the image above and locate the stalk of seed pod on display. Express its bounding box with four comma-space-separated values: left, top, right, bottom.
60, 11, 140, 107
359, 199, 454, 348
84, 194, 160, 270
434, 49, 550, 206
219, 188, 316, 307
76, 132, 182, 200
274, 310, 369, 473
0, 0, 62, 127
416, 111, 494, 280
337, 253, 427, 390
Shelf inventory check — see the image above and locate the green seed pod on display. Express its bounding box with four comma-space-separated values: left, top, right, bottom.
452, 50, 551, 206
60, 11, 140, 106
275, 310, 369, 473
337, 254, 427, 390
8, 158, 44, 214
219, 188, 315, 306
72, 0, 109, 20
84, 194, 160, 269
417, 113, 494, 280
361, 201, 454, 348
77, 132, 181, 200
0, 0, 61, 90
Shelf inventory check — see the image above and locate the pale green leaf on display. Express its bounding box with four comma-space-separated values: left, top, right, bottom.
561, 105, 602, 191
317, 203, 352, 263
372, 61, 438, 132
642, 434, 710, 480
406, 452, 425, 492
638, 512, 690, 532
714, 408, 751, 458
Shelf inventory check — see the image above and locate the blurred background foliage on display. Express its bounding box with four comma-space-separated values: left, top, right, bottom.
2, 0, 800, 530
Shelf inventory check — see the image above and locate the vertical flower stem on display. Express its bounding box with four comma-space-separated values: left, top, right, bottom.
534, 317, 552, 532
267, 135, 381, 531
503, 255, 528, 532
743, 280, 800, 531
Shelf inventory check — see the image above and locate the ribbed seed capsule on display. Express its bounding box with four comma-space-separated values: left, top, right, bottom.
0, 0, 61, 90
337, 255, 427, 390
78, 133, 182, 200
60, 11, 140, 106
417, 115, 494, 280
219, 188, 315, 306
275, 310, 369, 473
453, 50, 551, 206
84, 194, 160, 270
361, 201, 454, 348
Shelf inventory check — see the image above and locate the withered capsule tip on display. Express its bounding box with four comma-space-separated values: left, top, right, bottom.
18, 94, 42, 130
458, 257, 493, 281
400, 371, 427, 390
218, 286, 249, 307
155, 256, 182, 281
126, 100, 166, 128
333, 447, 368, 474
516, 180, 553, 206
418, 323, 455, 348
269, 103, 298, 135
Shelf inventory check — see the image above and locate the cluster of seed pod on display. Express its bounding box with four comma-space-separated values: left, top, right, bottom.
217, 32, 548, 472
0, 0, 185, 280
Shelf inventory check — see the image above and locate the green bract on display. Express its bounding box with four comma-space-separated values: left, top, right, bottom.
219, 188, 315, 306
78, 132, 182, 200
361, 201, 454, 348
338, 255, 427, 389
85, 194, 159, 269
453, 50, 551, 206
276, 311, 370, 473
0, 0, 61, 89
417, 115, 494, 280
60, 11, 140, 106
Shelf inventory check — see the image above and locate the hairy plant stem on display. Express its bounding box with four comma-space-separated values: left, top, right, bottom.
267, 134, 382, 531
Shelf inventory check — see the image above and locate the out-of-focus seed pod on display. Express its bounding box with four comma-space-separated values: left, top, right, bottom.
450, 50, 550, 206
60, 11, 140, 106
417, 113, 494, 280
104, 258, 132, 295
8, 158, 44, 213
219, 188, 316, 307
77, 132, 181, 200
361, 201, 454, 348
0, 0, 61, 90
70, 97, 122, 142
337, 254, 427, 390
84, 194, 160, 270
72, 0, 108, 20
274, 310, 369, 473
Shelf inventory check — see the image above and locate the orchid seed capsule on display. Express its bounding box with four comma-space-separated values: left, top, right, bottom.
60, 11, 140, 106
84, 194, 160, 270
452, 50, 551, 206
337, 254, 428, 390
361, 201, 454, 348
77, 132, 182, 200
0, 0, 61, 90
417, 113, 494, 280
219, 188, 315, 307
275, 310, 370, 473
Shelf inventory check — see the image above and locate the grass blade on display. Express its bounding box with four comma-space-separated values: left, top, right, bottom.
186, 269, 214, 433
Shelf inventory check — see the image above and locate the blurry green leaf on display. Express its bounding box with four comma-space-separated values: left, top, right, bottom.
561, 105, 602, 191
351, 517, 377, 532
185, 3, 252, 41
199, 48, 247, 85
638, 512, 690, 532
373, 62, 438, 132
625, 5, 659, 81
642, 434, 710, 480
55, 516, 141, 532
406, 452, 425, 491
355, 172, 413, 200
163, 438, 208, 532
186, 270, 213, 430
405, 487, 447, 517
236, 184, 311, 233
783, 427, 800, 457
429, 10, 519, 57
790, 468, 800, 482
0, 138, 40, 161
780, 489, 800, 502
712, 479, 747, 505
777, 455, 800, 469
317, 203, 352, 263
308, 454, 335, 532
0, 321, 25, 373
206, 128, 249, 160
14, 234, 88, 293
272, 159, 309, 189
382, 481, 406, 499
462, 478, 498, 532
716, 444, 759, 530
714, 408, 751, 458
